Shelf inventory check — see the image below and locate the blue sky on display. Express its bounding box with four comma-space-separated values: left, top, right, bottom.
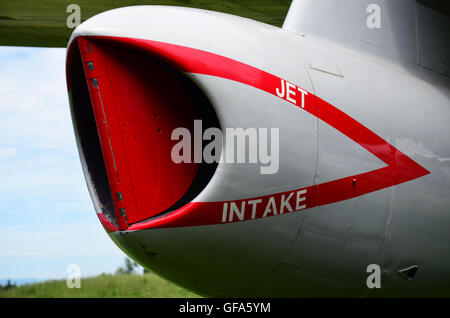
0, 46, 126, 280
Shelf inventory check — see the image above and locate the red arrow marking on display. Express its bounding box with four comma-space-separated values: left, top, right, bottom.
75, 36, 429, 231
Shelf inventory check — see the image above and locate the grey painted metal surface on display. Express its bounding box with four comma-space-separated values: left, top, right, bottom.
68, 2, 450, 296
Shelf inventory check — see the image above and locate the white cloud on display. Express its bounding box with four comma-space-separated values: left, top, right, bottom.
0, 221, 123, 258
0, 47, 125, 280
0, 47, 86, 201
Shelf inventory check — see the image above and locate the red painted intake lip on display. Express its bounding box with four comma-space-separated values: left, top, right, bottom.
68, 36, 429, 232
71, 37, 219, 230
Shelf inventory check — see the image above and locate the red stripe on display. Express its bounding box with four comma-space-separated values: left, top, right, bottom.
97, 213, 119, 233
80, 36, 430, 231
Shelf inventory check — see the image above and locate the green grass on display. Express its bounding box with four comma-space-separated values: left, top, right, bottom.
0, 273, 201, 298
0, 0, 291, 47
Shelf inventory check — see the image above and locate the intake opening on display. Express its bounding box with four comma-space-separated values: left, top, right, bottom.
67, 37, 220, 229
67, 42, 117, 226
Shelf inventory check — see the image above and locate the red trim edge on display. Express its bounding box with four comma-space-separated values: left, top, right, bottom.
74, 36, 430, 232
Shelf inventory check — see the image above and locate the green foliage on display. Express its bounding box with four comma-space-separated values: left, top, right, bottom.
115, 257, 141, 274
0, 0, 291, 47
0, 279, 16, 291
0, 273, 200, 298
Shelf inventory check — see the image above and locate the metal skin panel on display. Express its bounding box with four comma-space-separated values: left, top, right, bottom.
282, 32, 450, 295
109, 213, 305, 297
66, 5, 448, 296
188, 75, 318, 202
68, 6, 303, 84
283, 0, 450, 77
283, 0, 418, 67
359, 59, 450, 296
283, 35, 394, 289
